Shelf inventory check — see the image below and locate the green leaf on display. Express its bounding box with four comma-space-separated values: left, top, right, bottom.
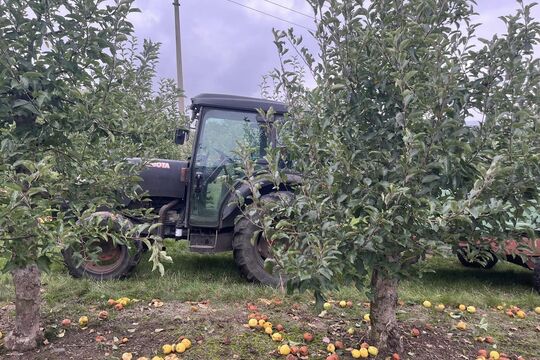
421, 175, 440, 183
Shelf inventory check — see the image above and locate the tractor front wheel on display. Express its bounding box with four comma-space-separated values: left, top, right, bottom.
63, 238, 143, 280
63, 212, 143, 280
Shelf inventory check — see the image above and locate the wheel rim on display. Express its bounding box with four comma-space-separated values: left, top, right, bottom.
82, 239, 124, 275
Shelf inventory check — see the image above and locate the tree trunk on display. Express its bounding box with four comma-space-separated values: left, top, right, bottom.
369, 268, 403, 354
5, 264, 43, 351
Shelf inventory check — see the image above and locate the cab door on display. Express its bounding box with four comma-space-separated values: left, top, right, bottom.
188, 108, 267, 227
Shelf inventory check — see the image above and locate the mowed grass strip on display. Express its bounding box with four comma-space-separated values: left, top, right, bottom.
0, 240, 538, 310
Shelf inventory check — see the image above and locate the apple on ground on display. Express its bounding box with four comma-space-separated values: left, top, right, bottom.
279, 344, 291, 355
98, 310, 109, 320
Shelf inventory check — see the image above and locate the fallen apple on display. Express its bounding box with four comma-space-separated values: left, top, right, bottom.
272, 332, 283, 342
367, 346, 378, 356
411, 328, 420, 337
248, 318, 258, 328
351, 349, 362, 359
339, 300, 347, 308
459, 304, 466, 311
78, 316, 89, 327
478, 349, 488, 357
323, 302, 332, 310
335, 340, 344, 349
516, 310, 526, 319
61, 319, 71, 327
467, 306, 476, 314
303, 332, 314, 342
98, 310, 109, 320
181, 338, 191, 349
279, 344, 291, 355
276, 324, 285, 332
327, 343, 336, 353
435, 304, 445, 312
175, 342, 186, 353
456, 321, 467, 330
122, 353, 133, 360
95, 335, 106, 342
422, 300, 432, 308
358, 348, 369, 358
535, 306, 540, 315
162, 344, 173, 354
489, 350, 500, 360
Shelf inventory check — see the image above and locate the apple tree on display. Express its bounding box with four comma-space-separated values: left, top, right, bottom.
0, 0, 182, 350
262, 0, 540, 353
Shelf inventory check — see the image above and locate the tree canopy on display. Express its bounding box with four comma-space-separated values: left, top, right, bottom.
258, 0, 540, 352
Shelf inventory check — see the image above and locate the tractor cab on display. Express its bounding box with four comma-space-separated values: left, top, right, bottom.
186, 93, 286, 229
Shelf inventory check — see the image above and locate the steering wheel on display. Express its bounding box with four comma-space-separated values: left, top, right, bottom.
212, 147, 234, 163
205, 146, 233, 184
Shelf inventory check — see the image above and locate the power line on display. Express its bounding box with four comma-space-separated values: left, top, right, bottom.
261, 0, 314, 19
223, 0, 315, 31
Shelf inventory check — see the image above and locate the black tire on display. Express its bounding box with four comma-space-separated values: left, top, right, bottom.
63, 212, 143, 280
533, 260, 540, 293
233, 192, 291, 287
457, 248, 498, 269
63, 239, 143, 280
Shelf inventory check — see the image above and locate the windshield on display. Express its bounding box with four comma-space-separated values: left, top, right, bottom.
196, 109, 268, 167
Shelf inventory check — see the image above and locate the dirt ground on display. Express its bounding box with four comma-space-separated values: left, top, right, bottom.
1, 298, 538, 360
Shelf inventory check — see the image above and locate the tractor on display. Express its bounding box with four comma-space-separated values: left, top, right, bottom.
62, 93, 298, 286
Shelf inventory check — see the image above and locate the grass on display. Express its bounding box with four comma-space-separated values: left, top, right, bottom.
1, 239, 539, 309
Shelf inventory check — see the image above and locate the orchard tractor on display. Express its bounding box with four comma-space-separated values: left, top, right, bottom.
63, 94, 298, 286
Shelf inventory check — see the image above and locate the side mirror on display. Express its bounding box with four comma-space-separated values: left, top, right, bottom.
174, 128, 189, 145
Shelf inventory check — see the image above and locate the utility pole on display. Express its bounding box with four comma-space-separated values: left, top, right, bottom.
173, 0, 185, 113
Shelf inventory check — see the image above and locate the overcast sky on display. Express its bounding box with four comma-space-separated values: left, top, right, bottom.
129, 0, 540, 103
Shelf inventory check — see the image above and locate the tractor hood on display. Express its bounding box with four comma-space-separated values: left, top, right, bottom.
128, 158, 188, 199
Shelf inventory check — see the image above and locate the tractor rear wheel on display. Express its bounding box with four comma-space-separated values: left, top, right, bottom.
232, 192, 290, 287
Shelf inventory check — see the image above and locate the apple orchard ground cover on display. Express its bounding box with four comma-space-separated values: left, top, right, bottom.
0, 296, 539, 360
0, 243, 539, 359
